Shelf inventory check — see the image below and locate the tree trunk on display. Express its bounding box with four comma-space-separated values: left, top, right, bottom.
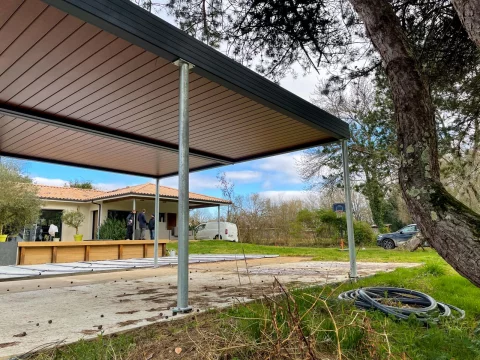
452, 0, 480, 47
349, 0, 480, 286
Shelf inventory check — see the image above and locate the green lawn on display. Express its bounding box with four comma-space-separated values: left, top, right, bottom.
167, 240, 441, 263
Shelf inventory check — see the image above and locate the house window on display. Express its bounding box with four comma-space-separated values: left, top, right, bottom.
107, 210, 130, 223
37, 210, 63, 241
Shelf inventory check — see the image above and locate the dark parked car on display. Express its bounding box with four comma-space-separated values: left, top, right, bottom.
376, 224, 419, 249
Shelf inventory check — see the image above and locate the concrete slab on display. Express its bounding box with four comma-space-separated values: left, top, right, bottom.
0, 255, 278, 281
0, 258, 419, 359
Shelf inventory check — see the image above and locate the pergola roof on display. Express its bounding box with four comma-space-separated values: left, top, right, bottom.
0, 0, 349, 178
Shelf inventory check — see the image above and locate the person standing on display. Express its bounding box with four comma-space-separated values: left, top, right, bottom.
138, 209, 147, 240
148, 214, 155, 240
125, 210, 136, 240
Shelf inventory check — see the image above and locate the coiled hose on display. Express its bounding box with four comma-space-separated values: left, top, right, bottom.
338, 287, 465, 322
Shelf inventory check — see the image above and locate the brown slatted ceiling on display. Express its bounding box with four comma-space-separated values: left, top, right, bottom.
0, 0, 332, 177
0, 118, 215, 175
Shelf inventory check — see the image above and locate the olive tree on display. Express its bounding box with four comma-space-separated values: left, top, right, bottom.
0, 162, 42, 236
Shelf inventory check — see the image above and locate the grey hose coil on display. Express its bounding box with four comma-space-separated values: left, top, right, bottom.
338, 287, 465, 322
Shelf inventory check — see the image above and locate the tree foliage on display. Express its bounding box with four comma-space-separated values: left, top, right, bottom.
68, 179, 95, 190
0, 162, 42, 235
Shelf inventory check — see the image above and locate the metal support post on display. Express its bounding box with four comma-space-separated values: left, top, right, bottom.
173, 59, 193, 314
217, 205, 220, 239
132, 198, 136, 240
342, 140, 357, 279
154, 178, 160, 268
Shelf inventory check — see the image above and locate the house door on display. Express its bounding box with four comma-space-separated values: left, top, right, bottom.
167, 213, 177, 231
92, 210, 98, 239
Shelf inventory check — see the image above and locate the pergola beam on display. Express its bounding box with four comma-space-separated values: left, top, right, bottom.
0, 104, 233, 165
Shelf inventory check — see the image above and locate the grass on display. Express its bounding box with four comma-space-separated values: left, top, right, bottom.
167, 240, 441, 263
226, 260, 480, 359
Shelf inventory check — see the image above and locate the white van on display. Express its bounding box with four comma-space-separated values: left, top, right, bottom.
195, 222, 239, 242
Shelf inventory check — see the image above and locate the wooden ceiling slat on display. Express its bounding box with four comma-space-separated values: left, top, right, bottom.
157, 100, 266, 139
0, 15, 85, 95
199, 128, 325, 157
48, 51, 158, 114
0, 0, 48, 55
102, 80, 224, 129
0, 6, 66, 77
68, 62, 178, 119
84, 72, 202, 124
8, 30, 117, 106
22, 37, 132, 109
128, 89, 242, 135
0, 23, 101, 101
0, 0, 24, 29
35, 45, 147, 112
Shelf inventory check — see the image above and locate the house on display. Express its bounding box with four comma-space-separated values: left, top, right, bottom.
32, 183, 229, 241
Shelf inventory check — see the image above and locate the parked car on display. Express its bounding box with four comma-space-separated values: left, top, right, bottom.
376, 224, 419, 249
195, 222, 239, 242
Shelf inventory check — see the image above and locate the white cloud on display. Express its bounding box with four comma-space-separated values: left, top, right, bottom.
259, 190, 310, 202
224, 170, 261, 182
254, 152, 304, 187
161, 173, 219, 192
33, 177, 127, 191
94, 183, 127, 191
32, 177, 68, 187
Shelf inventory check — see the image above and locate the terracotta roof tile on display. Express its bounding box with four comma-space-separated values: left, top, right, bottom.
35, 185, 105, 201
35, 183, 230, 204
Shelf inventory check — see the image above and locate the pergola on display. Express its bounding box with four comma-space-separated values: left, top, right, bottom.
0, 0, 356, 314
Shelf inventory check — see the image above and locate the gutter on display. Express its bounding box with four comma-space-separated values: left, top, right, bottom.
91, 201, 102, 239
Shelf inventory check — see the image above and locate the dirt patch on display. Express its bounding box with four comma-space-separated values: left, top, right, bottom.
117, 319, 141, 327
145, 315, 163, 322
137, 288, 160, 295
141, 292, 178, 303
80, 329, 99, 335
116, 293, 135, 298
0, 342, 19, 349
116, 310, 139, 315
146, 307, 164, 312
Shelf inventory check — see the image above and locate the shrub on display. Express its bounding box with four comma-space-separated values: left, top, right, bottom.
99, 218, 126, 240
353, 221, 376, 245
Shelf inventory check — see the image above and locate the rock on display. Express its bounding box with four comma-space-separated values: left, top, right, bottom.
13, 332, 26, 337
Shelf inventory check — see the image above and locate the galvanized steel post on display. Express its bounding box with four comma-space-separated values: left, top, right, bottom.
173, 59, 192, 314
342, 139, 357, 279
154, 178, 160, 268
132, 198, 136, 240
217, 205, 220, 239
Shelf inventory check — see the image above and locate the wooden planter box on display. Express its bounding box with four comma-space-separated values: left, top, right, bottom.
17, 240, 168, 265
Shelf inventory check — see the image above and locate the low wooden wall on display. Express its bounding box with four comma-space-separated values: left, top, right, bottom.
17, 240, 168, 265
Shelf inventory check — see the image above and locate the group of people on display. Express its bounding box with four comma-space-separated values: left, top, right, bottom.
125, 209, 156, 240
